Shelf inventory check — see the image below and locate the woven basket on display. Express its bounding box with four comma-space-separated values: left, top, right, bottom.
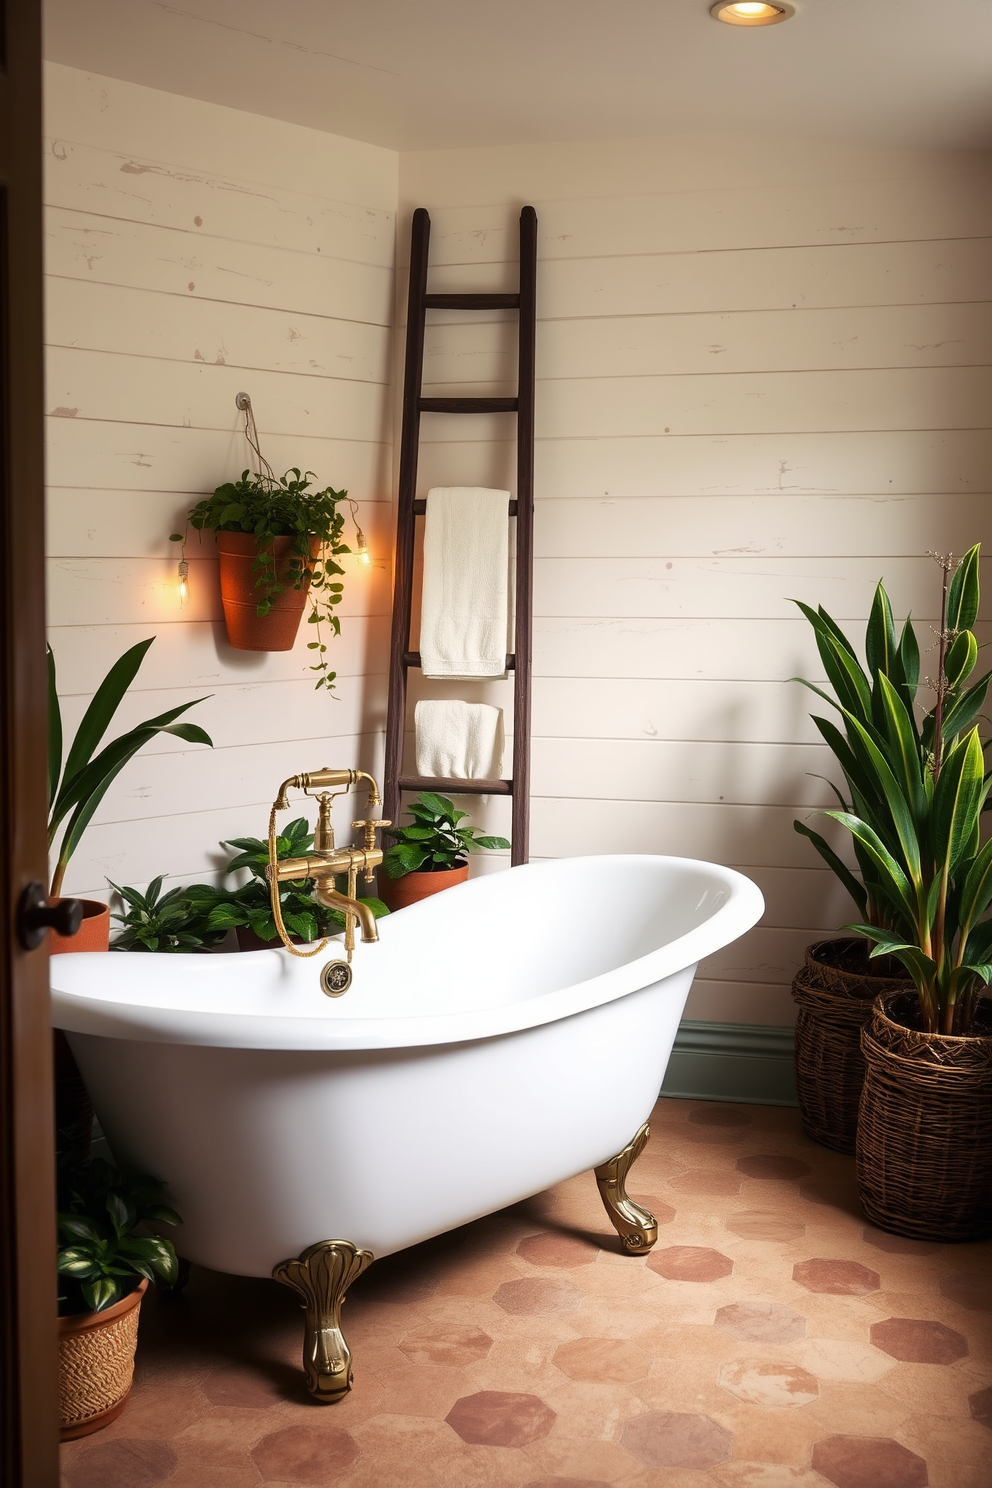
857, 992, 992, 1242
791, 938, 912, 1154
58, 1279, 147, 1440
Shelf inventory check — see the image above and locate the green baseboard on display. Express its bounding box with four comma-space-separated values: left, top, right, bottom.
661, 1020, 798, 1107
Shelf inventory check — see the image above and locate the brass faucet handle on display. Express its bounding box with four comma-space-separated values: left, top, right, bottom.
351, 818, 391, 831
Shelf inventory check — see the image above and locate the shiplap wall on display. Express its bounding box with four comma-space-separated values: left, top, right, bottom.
399, 135, 992, 1026
43, 65, 397, 899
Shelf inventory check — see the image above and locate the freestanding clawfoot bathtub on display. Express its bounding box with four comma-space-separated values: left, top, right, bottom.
51, 854, 763, 1402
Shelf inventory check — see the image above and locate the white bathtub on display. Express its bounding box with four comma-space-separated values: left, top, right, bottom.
52, 854, 761, 1271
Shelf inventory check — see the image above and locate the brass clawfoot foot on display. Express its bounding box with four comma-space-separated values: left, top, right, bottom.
594, 1121, 658, 1253
273, 1240, 374, 1403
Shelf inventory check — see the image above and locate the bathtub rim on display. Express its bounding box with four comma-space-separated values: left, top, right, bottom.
50, 854, 763, 1053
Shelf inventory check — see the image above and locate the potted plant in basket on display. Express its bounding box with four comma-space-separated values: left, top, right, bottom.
171, 467, 350, 690
57, 1150, 180, 1439
192, 818, 388, 950
379, 791, 510, 911
803, 546, 992, 1240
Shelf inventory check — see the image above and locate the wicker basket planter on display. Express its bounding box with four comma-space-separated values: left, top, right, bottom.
791, 938, 912, 1154
857, 991, 992, 1242
58, 1279, 148, 1440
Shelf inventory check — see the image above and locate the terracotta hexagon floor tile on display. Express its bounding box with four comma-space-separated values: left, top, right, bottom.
251, 1422, 359, 1481
446, 1389, 557, 1447
671, 1170, 743, 1197
870, 1316, 968, 1364
621, 1409, 733, 1469
552, 1336, 651, 1383
811, 1433, 928, 1488
737, 1155, 812, 1181
711, 1464, 831, 1487
61, 1438, 178, 1488
516, 1231, 602, 1267
725, 1210, 806, 1243
717, 1359, 819, 1408
796, 1338, 896, 1383
714, 1301, 807, 1343
647, 1245, 734, 1282
494, 1277, 583, 1315
969, 1385, 992, 1428
111, 1382, 205, 1438
939, 1272, 992, 1311
200, 1363, 284, 1409
793, 1258, 881, 1296
397, 1324, 494, 1367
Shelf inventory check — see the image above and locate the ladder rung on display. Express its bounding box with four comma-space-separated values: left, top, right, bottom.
398, 775, 512, 796
403, 651, 515, 670
419, 397, 518, 414
413, 498, 518, 516
424, 293, 520, 310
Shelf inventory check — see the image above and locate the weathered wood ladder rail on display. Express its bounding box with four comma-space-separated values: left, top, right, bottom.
383, 205, 537, 865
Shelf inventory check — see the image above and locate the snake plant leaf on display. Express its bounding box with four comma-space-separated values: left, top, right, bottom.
865, 581, 897, 682
793, 820, 868, 916
824, 811, 918, 924
60, 637, 156, 796
932, 728, 986, 878
875, 673, 927, 825
962, 917, 992, 967
945, 630, 979, 691
818, 631, 873, 722
946, 543, 981, 633
47, 646, 63, 811
937, 669, 991, 746
959, 840, 992, 936
897, 616, 920, 698
842, 715, 923, 884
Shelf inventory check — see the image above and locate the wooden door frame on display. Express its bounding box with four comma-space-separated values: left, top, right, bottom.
0, 0, 61, 1482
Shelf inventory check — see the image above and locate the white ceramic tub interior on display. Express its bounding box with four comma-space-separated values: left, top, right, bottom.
52, 855, 763, 1275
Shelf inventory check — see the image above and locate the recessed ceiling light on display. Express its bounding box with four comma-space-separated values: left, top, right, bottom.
710, 2, 796, 24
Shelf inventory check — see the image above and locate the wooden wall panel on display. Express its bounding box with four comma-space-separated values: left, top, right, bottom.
44, 65, 396, 900
400, 133, 992, 1027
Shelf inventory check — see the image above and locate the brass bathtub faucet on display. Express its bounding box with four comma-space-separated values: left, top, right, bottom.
265, 768, 391, 965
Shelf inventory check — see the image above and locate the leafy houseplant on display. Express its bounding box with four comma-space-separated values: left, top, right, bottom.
797, 546, 992, 1240
56, 1151, 180, 1438
196, 818, 388, 949
109, 876, 228, 953
172, 468, 350, 690
48, 637, 212, 909
379, 792, 510, 911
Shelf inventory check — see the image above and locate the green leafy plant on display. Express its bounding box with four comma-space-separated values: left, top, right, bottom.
195, 818, 388, 944
795, 545, 992, 1035
171, 468, 350, 694
57, 1153, 180, 1315
109, 876, 228, 953
382, 792, 510, 879
48, 638, 213, 898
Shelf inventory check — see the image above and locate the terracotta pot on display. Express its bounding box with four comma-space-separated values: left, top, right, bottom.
50, 898, 110, 955
856, 991, 992, 1242
791, 937, 913, 1154
378, 863, 469, 912
58, 1279, 148, 1440
216, 531, 316, 651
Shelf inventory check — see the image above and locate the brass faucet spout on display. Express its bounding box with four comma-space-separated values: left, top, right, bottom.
314, 882, 379, 943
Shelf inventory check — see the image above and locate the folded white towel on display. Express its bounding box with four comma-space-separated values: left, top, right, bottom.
415, 700, 505, 780
420, 487, 510, 678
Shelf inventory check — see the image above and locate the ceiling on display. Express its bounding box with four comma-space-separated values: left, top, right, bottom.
43, 0, 992, 154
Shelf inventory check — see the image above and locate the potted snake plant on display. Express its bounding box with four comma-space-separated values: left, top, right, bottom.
803, 546, 992, 1239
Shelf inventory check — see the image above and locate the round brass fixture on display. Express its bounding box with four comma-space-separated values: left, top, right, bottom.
710, 2, 795, 23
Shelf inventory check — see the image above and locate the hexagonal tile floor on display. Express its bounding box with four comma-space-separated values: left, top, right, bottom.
60, 1098, 992, 1487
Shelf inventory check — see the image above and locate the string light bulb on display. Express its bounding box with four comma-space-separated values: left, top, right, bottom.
710, 2, 795, 24
348, 499, 372, 567
177, 557, 190, 607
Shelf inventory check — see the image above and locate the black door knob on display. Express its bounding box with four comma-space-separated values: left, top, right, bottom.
17, 882, 84, 950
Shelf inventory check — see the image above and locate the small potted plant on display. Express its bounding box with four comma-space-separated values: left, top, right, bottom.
194, 818, 388, 950
379, 791, 510, 911
109, 876, 229, 953
806, 546, 992, 1240
57, 1152, 180, 1439
172, 467, 350, 689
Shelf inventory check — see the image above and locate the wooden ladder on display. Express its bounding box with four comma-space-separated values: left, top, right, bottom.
383, 205, 537, 866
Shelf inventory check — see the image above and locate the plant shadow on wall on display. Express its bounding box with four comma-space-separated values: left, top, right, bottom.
791, 545, 992, 1241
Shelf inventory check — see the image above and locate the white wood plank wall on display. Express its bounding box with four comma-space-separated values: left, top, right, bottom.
43, 65, 397, 900
399, 134, 992, 1025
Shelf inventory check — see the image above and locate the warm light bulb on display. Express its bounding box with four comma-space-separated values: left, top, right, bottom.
710, 1, 795, 23
355, 529, 372, 567
178, 558, 190, 607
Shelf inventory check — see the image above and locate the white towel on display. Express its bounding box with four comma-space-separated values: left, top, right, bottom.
420, 487, 509, 678
415, 700, 505, 780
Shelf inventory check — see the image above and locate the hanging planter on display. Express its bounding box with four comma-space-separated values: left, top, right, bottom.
857, 991, 992, 1241
791, 937, 912, 1153
215, 531, 320, 652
